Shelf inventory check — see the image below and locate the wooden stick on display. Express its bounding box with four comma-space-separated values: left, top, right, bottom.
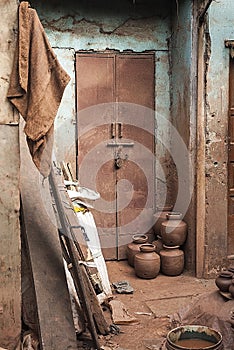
49, 167, 101, 349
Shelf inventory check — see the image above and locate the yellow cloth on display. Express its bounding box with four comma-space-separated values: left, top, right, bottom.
7, 2, 70, 177
73, 205, 88, 214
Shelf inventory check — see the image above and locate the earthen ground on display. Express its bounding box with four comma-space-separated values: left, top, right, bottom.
96, 260, 216, 350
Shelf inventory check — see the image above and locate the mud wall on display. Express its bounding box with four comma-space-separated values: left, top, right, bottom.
169, 0, 196, 272
0, 1, 21, 348
202, 0, 234, 276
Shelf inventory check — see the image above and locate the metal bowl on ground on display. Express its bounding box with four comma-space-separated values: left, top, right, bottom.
166, 325, 223, 350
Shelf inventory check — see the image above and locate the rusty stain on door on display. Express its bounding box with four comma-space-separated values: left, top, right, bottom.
76, 52, 155, 259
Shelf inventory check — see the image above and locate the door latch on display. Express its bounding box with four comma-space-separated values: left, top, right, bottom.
114, 148, 128, 169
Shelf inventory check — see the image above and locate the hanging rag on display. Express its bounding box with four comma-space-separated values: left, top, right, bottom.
7, 1, 70, 177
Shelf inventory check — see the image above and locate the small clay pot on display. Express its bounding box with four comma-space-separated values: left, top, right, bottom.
160, 245, 184, 276
146, 227, 156, 243
228, 265, 234, 275
152, 235, 163, 254
229, 278, 234, 298
161, 212, 187, 246
153, 205, 173, 236
230, 314, 234, 328
215, 271, 233, 292
134, 243, 160, 279
126, 234, 148, 267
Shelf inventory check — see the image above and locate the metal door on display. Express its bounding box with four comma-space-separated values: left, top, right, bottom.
76, 52, 155, 259
228, 57, 234, 253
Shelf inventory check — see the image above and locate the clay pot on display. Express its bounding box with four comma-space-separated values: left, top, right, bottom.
153, 205, 173, 236
134, 243, 160, 279
161, 212, 187, 246
146, 227, 156, 243
228, 265, 234, 275
152, 235, 163, 254
215, 270, 233, 292
229, 278, 234, 298
230, 314, 234, 328
126, 234, 148, 267
160, 245, 184, 276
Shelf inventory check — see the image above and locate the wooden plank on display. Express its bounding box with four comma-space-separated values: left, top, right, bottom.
0, 125, 21, 349
80, 264, 109, 335
61, 162, 112, 299
20, 124, 77, 350
196, 24, 206, 278
109, 300, 138, 325
49, 166, 109, 344
0, 0, 21, 347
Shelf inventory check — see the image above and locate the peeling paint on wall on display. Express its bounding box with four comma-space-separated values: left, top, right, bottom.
33, 0, 171, 51
30, 0, 173, 186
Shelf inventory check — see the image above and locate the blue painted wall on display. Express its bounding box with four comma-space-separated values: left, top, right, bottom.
33, 0, 171, 51
31, 0, 175, 204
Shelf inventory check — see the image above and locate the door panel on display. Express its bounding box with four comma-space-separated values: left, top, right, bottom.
228, 58, 234, 252
115, 55, 155, 258
116, 55, 155, 108
76, 54, 117, 259
76, 52, 155, 260
76, 54, 115, 109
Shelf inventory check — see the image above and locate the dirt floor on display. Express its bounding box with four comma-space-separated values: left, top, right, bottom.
78, 260, 216, 350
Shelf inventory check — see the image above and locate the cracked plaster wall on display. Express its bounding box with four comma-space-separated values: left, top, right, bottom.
167, 0, 195, 272
31, 0, 174, 208
203, 0, 234, 276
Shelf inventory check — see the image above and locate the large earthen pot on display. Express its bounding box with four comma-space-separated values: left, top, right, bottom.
134, 243, 160, 279
160, 245, 184, 276
153, 205, 173, 236
161, 212, 187, 246
126, 234, 148, 267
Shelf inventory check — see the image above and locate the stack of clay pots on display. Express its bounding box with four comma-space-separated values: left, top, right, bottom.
126, 208, 188, 279
126, 234, 161, 279
153, 208, 187, 276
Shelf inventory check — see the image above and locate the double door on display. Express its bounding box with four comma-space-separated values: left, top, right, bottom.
76, 52, 155, 259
